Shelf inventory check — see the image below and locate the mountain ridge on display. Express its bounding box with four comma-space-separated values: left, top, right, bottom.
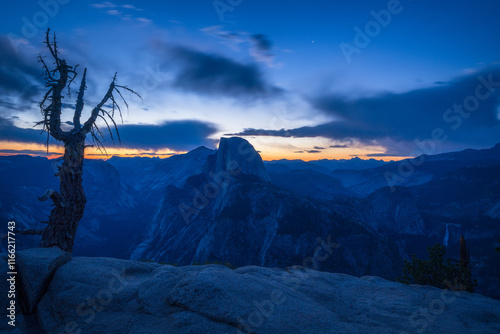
2, 139, 500, 298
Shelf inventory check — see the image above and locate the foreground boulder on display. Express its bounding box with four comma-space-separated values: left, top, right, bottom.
34, 257, 500, 333
17, 247, 71, 314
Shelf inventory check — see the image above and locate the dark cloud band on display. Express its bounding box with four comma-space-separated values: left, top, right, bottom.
230, 67, 500, 155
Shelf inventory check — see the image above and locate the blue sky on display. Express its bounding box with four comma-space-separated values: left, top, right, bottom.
1, 0, 500, 160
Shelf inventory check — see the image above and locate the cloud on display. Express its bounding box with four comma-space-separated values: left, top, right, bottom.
90, 2, 116, 9
0, 117, 47, 144
91, 2, 151, 22
112, 120, 219, 151
167, 45, 282, 98
0, 35, 41, 100
250, 34, 274, 66
313, 146, 325, 150
365, 153, 410, 157
330, 144, 348, 148
137, 17, 152, 24
306, 150, 321, 153
0, 115, 218, 152
121, 4, 143, 11
231, 67, 500, 155
201, 27, 275, 66
107, 9, 123, 16
226, 128, 295, 137
200, 26, 246, 51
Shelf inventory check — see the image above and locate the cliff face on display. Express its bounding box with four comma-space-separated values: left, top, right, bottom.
214, 137, 271, 183
7, 248, 500, 334
365, 186, 425, 235
131, 137, 401, 278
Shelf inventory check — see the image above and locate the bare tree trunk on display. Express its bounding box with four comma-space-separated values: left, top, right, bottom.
36, 29, 139, 253
40, 133, 86, 252
459, 235, 473, 292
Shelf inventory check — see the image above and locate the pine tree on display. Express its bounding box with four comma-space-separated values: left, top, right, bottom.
399, 236, 475, 292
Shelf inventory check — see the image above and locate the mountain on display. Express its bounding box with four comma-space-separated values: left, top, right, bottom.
131, 137, 402, 279
331, 144, 500, 196
214, 137, 271, 183
107, 146, 215, 197
2, 140, 500, 298
0, 156, 144, 258
312, 156, 389, 170
265, 156, 388, 172
264, 156, 387, 201
326, 163, 500, 298
365, 186, 426, 235
409, 165, 500, 297
266, 164, 353, 200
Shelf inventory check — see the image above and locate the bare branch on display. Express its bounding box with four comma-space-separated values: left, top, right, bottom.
45, 28, 60, 67
115, 84, 142, 100
94, 122, 104, 141
89, 125, 108, 155
114, 87, 129, 110
100, 108, 121, 144
97, 113, 114, 142
81, 74, 117, 134
38, 54, 55, 83
109, 94, 123, 122
2, 229, 43, 241
38, 189, 55, 202
67, 64, 79, 97
20, 229, 43, 236
38, 29, 72, 143
39, 87, 53, 109
73, 68, 87, 130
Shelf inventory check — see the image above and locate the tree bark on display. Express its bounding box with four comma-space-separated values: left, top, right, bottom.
40, 132, 86, 252
36, 30, 138, 253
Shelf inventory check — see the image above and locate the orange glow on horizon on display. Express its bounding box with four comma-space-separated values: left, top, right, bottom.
0, 141, 183, 159
259, 151, 411, 162
240, 137, 412, 162
0, 140, 412, 162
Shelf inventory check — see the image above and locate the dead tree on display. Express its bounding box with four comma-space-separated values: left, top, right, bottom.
35, 29, 140, 252
458, 235, 474, 292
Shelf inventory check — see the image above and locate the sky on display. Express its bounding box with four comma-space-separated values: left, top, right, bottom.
1, 0, 500, 161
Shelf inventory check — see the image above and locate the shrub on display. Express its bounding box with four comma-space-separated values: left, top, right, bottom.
398, 236, 475, 292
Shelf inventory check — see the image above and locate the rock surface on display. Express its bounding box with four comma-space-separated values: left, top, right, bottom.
35, 256, 500, 334
17, 247, 71, 314
215, 137, 271, 183
366, 186, 425, 235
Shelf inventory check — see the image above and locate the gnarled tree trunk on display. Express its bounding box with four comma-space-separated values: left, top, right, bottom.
40, 134, 86, 252
36, 29, 139, 253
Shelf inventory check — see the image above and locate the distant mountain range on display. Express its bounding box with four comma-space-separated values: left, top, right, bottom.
1, 139, 499, 298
